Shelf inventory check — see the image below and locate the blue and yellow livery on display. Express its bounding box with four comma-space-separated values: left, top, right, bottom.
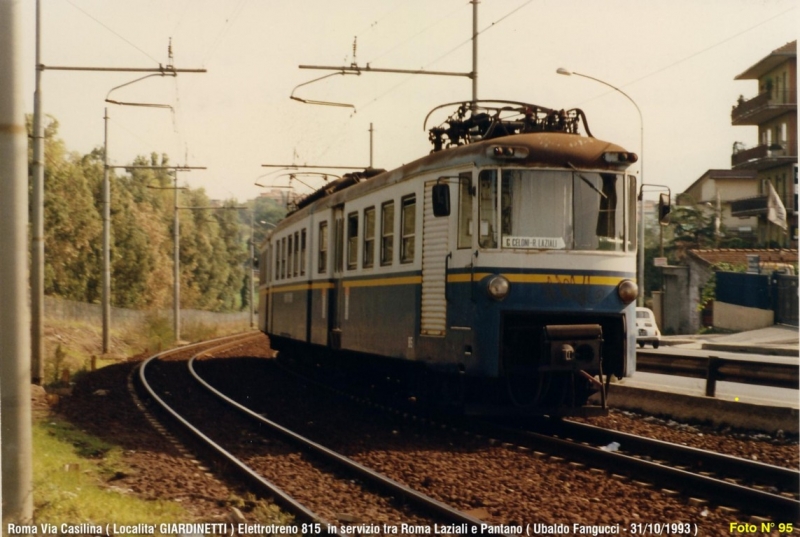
259, 101, 640, 416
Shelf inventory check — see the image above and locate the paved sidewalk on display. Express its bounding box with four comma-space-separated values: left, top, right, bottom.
604, 325, 800, 432
660, 324, 799, 356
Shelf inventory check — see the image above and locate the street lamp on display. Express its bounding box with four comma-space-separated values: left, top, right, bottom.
557, 68, 645, 305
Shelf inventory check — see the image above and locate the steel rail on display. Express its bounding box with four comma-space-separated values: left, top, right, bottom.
137, 335, 330, 529
188, 354, 507, 535
555, 420, 799, 493
478, 420, 800, 521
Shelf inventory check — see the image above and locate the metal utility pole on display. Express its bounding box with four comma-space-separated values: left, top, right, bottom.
135, 166, 204, 344
369, 123, 374, 168
31, 0, 44, 384
173, 174, 181, 342
297, 1, 479, 108
102, 83, 173, 354
30, 0, 206, 379
102, 107, 111, 352
471, 0, 479, 106
1, 0, 34, 522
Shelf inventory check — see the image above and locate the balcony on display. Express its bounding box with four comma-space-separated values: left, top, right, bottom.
732, 140, 797, 170
730, 195, 769, 217
731, 88, 797, 126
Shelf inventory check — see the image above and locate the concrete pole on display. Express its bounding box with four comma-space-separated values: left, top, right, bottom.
1, 0, 35, 522
369, 123, 374, 168
102, 107, 111, 353
174, 173, 181, 343
30, 0, 44, 384
639, 183, 645, 306
249, 209, 255, 329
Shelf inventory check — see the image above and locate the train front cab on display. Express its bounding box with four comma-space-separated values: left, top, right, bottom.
422, 165, 638, 416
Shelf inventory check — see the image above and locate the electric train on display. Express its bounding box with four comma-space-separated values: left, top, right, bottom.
258, 101, 640, 416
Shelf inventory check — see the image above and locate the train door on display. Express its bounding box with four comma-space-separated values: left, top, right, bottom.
421, 180, 449, 336
329, 205, 345, 349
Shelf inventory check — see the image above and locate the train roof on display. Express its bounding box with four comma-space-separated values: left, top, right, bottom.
277, 131, 634, 228
279, 101, 637, 228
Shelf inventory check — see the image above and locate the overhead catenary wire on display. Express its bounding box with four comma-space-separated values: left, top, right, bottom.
358, 0, 535, 111
569, 5, 797, 108
61, 0, 162, 65
365, 1, 471, 66
201, 0, 251, 65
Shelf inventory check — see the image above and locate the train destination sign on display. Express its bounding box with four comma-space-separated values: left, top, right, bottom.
502, 236, 566, 249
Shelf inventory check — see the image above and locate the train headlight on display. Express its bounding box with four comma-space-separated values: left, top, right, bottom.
617, 279, 638, 304
486, 275, 510, 301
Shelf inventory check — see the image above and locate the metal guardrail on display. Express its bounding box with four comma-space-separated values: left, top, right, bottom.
636, 352, 799, 397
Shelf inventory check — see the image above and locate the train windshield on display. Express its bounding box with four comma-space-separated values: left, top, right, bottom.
477, 169, 635, 251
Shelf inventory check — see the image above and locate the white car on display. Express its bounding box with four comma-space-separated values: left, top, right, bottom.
635, 307, 661, 348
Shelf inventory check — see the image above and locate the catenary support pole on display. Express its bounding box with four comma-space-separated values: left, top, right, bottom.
31, 0, 45, 384
174, 173, 181, 343
102, 107, 111, 353
472, 0, 478, 107
1, 0, 35, 522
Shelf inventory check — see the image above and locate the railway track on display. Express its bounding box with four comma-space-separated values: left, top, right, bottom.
135, 335, 513, 535
471, 417, 800, 522
273, 347, 800, 523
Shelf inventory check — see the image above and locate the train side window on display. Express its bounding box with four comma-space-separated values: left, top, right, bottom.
318, 221, 328, 273
363, 206, 375, 268
287, 235, 293, 279
401, 195, 416, 263
381, 201, 394, 266
260, 246, 268, 284
275, 242, 280, 281
347, 212, 359, 270
300, 229, 307, 276
457, 172, 473, 249
478, 170, 498, 249
281, 237, 286, 280
293, 231, 300, 277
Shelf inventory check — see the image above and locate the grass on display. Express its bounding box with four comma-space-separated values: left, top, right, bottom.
43, 313, 251, 388
30, 312, 283, 528
32, 406, 293, 529
32, 418, 188, 525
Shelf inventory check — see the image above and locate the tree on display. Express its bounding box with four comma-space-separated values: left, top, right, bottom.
28, 116, 103, 302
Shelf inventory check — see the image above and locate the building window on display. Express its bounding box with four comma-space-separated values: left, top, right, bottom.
318, 222, 328, 273
293, 231, 299, 277
363, 206, 375, 268
347, 212, 359, 269
401, 195, 416, 263
381, 201, 394, 266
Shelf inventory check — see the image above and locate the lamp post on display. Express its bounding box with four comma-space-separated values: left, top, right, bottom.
557, 68, 645, 305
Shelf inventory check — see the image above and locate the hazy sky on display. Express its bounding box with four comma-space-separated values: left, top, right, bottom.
19, 0, 798, 203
